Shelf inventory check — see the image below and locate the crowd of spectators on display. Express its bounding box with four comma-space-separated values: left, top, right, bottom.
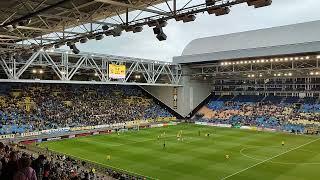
195, 95, 320, 133
0, 83, 174, 135
0, 142, 106, 180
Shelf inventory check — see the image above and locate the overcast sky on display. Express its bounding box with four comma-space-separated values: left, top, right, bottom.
74, 0, 320, 62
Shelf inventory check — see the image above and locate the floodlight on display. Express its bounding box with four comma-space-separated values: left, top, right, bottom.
153, 27, 163, 35
102, 25, 109, 30
156, 33, 167, 41
183, 15, 196, 23
80, 37, 89, 44
69, 44, 80, 54
247, 0, 272, 8
111, 27, 123, 37
66, 41, 74, 47
133, 26, 143, 33
95, 34, 104, 40
205, 0, 216, 6
207, 7, 230, 16
88, 34, 95, 40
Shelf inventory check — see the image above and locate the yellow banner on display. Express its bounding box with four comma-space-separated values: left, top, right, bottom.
0, 134, 15, 139
109, 64, 126, 79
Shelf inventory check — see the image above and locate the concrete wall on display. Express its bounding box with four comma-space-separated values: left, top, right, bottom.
142, 68, 212, 117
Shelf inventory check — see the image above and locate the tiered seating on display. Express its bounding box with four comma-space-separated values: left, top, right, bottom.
302, 97, 318, 104
232, 95, 263, 102
0, 142, 107, 180
144, 104, 172, 119
300, 104, 320, 113
283, 96, 300, 103
263, 96, 284, 103
0, 83, 174, 135
207, 101, 225, 110
195, 95, 320, 134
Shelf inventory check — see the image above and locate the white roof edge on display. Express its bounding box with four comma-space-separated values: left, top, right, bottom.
181, 20, 320, 57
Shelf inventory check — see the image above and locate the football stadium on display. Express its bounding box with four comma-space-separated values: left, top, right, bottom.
1, 0, 320, 180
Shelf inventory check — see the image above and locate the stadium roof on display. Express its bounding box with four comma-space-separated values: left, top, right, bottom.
0, 0, 165, 51
0, 0, 274, 54
0, 0, 164, 37
173, 20, 320, 64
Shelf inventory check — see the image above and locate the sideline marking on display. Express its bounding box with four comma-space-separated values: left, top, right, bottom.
221, 138, 320, 180
40, 131, 197, 179
240, 146, 320, 165
47, 148, 158, 180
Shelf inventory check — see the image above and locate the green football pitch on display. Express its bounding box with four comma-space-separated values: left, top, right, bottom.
40, 124, 320, 180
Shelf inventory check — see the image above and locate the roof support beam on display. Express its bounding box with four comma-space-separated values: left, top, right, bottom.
17, 26, 84, 35
0, 0, 73, 28
95, 0, 171, 16
38, 14, 116, 26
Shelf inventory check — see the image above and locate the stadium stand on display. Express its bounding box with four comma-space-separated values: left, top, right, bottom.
0, 83, 175, 135
0, 141, 111, 180
0, 83, 176, 180
194, 95, 320, 134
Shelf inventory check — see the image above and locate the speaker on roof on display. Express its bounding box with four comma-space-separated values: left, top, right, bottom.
156, 32, 167, 41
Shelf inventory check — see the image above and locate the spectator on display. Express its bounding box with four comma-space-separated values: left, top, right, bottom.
31, 155, 46, 180
196, 95, 320, 134
0, 142, 4, 176
1, 151, 19, 180
14, 156, 37, 180
0, 83, 173, 135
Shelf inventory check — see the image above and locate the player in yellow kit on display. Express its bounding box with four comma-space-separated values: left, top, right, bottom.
225, 154, 229, 159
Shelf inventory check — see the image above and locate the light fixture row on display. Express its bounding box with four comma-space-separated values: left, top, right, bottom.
247, 72, 293, 78
220, 55, 319, 66
310, 72, 320, 76
32, 69, 44, 74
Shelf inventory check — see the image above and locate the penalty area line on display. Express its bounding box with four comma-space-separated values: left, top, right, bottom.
221, 137, 320, 180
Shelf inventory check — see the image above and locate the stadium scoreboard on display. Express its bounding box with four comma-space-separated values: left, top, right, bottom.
109, 64, 126, 79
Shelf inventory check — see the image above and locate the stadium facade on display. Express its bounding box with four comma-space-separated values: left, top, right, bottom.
145, 20, 320, 117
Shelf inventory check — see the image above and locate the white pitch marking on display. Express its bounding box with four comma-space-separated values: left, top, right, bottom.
221, 138, 320, 180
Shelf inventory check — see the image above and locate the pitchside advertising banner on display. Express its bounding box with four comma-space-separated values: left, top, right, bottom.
0, 134, 15, 139
195, 122, 232, 128
195, 122, 277, 132
109, 64, 126, 79
150, 122, 178, 128
0, 120, 152, 139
